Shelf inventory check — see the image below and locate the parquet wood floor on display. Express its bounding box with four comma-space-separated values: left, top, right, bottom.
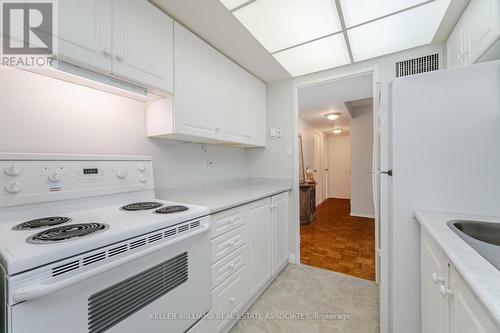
300, 198, 376, 281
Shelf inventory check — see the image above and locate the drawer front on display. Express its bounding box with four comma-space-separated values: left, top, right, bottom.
212, 266, 245, 333
211, 208, 245, 239
212, 246, 246, 289
211, 226, 245, 263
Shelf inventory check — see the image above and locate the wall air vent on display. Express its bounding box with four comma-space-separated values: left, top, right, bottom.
396, 54, 439, 77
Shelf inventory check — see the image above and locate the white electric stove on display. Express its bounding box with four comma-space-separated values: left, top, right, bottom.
0, 153, 211, 333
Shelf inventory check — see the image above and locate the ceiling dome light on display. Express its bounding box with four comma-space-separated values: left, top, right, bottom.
326, 113, 341, 121
332, 128, 342, 134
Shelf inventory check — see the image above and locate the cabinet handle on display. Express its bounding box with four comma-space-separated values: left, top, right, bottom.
432, 273, 445, 284
115, 54, 124, 61
103, 49, 111, 57
439, 285, 453, 297
228, 297, 236, 303
229, 263, 236, 269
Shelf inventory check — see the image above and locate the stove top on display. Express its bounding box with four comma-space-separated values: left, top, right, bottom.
27, 223, 108, 244
155, 205, 189, 214
0, 198, 209, 275
121, 202, 163, 211
12, 217, 72, 230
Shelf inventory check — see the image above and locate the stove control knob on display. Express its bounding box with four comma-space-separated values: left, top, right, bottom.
48, 171, 62, 182
5, 180, 23, 193
137, 163, 146, 172
116, 169, 127, 179
138, 174, 147, 183
4, 163, 22, 176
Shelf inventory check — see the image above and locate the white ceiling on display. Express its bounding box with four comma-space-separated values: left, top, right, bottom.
219, 0, 468, 77
298, 74, 373, 133
151, 0, 291, 82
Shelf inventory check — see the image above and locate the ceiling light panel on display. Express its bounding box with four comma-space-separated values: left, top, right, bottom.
220, 0, 250, 11
273, 34, 350, 77
340, 0, 429, 28
348, 0, 450, 62
233, 0, 342, 53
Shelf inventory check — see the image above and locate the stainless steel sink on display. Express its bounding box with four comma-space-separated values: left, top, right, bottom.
448, 220, 500, 270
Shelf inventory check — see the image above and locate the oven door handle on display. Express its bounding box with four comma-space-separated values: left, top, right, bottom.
12, 223, 210, 303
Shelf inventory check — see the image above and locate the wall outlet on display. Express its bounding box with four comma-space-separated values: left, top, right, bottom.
270, 127, 282, 138
204, 161, 214, 171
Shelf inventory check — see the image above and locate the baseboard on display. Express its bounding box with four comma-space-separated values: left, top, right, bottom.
288, 253, 297, 264
328, 196, 351, 200
350, 212, 375, 219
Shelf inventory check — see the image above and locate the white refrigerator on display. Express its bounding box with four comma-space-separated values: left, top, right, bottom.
388, 60, 500, 333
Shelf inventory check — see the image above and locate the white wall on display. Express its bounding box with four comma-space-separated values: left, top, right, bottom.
328, 134, 351, 199
350, 105, 374, 218
0, 69, 248, 190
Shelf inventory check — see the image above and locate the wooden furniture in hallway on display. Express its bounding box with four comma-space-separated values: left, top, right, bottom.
300, 198, 375, 281
299, 182, 316, 225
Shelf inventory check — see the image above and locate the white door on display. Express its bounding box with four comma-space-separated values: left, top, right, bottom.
218, 58, 248, 143
173, 23, 217, 139
420, 231, 449, 333
313, 132, 322, 205
246, 198, 272, 299
449, 267, 498, 333
112, 0, 173, 92
247, 76, 267, 147
271, 193, 289, 275
57, 0, 112, 73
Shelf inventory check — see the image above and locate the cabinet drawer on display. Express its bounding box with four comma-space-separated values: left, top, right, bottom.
211, 226, 245, 264
212, 246, 246, 289
211, 208, 245, 239
212, 266, 245, 333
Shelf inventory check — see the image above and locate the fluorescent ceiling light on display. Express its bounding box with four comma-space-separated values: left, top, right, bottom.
340, 0, 429, 28
347, 0, 450, 62
233, 0, 342, 53
220, 0, 250, 11
326, 113, 342, 120
273, 34, 350, 77
333, 128, 343, 134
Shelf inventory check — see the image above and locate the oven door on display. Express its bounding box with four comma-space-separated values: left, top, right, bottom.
9, 224, 211, 333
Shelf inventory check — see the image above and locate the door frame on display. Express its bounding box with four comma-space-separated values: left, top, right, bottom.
292, 66, 387, 331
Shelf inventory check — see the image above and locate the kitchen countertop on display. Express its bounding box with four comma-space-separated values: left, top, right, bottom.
157, 178, 292, 214
414, 210, 500, 327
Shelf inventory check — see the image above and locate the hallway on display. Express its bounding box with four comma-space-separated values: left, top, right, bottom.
300, 198, 376, 281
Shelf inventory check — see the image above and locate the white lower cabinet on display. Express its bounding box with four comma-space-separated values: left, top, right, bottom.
245, 198, 273, 298
420, 230, 497, 333
209, 192, 290, 332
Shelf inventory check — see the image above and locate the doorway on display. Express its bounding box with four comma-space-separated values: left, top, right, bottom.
295, 70, 380, 282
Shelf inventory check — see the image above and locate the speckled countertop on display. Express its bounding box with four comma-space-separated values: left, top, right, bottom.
414, 210, 500, 327
157, 178, 292, 214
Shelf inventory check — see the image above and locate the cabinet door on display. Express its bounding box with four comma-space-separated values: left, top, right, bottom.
217, 57, 248, 144
112, 0, 173, 92
247, 75, 267, 147
246, 198, 272, 299
466, 0, 500, 63
420, 230, 449, 333
57, 0, 112, 73
174, 23, 218, 139
450, 267, 498, 333
271, 192, 289, 275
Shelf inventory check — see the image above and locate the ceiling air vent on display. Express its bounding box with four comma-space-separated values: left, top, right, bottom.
396, 54, 439, 77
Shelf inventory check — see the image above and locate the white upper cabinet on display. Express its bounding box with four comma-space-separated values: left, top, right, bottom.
174, 23, 218, 139
247, 76, 267, 147
217, 57, 248, 143
147, 22, 267, 147
56, 0, 174, 93
447, 0, 500, 67
112, 0, 173, 92
57, 0, 112, 73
